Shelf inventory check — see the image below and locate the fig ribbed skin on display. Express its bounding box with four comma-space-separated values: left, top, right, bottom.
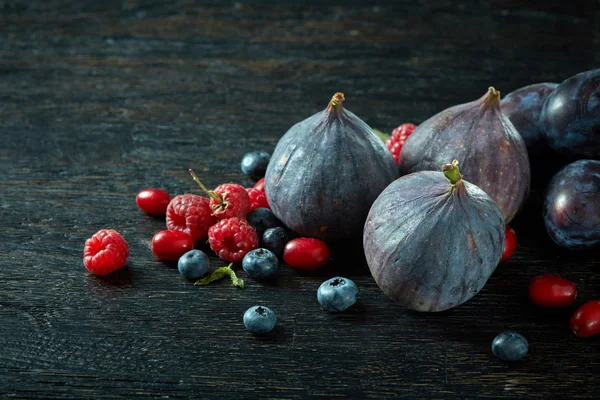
363, 167, 505, 312
265, 93, 398, 240
399, 87, 531, 223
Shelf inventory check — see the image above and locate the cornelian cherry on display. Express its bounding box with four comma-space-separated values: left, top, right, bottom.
283, 238, 330, 270
151, 230, 194, 260
528, 274, 577, 307
136, 188, 171, 215
570, 301, 600, 338
253, 177, 266, 192
501, 225, 517, 262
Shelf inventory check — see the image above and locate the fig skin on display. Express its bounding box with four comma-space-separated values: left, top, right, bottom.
501, 82, 558, 156
540, 69, 600, 159
399, 87, 531, 223
265, 93, 398, 240
543, 160, 600, 250
363, 161, 505, 312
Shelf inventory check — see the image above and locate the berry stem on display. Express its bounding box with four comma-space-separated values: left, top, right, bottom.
442, 160, 463, 185
189, 169, 222, 202
194, 263, 244, 289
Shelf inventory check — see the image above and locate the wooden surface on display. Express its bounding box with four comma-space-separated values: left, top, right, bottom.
1, 1, 600, 398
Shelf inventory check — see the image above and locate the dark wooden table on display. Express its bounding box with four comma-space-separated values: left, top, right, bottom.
1, 1, 599, 398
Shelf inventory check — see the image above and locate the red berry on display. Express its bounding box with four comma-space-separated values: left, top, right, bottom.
83, 229, 129, 275
189, 170, 251, 220
570, 301, 600, 338
136, 188, 171, 215
246, 188, 270, 210
166, 194, 216, 242
254, 177, 266, 192
385, 123, 416, 165
151, 230, 194, 260
528, 274, 577, 307
208, 217, 259, 263
283, 238, 330, 270
501, 225, 517, 262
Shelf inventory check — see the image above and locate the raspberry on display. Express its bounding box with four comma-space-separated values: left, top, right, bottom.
83, 229, 129, 275
246, 188, 270, 210
385, 123, 416, 165
189, 170, 251, 219
166, 194, 216, 242
208, 217, 259, 263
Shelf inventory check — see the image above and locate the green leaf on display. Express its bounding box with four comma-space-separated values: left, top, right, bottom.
194, 263, 244, 289
373, 128, 391, 142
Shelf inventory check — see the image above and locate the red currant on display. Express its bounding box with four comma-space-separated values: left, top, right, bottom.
151, 230, 194, 260
528, 274, 577, 307
501, 225, 517, 262
283, 238, 330, 270
136, 188, 171, 215
570, 301, 600, 338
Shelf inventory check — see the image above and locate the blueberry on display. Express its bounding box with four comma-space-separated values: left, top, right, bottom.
261, 227, 288, 258
491, 331, 528, 361
241, 151, 271, 181
242, 248, 278, 280
177, 250, 210, 279
246, 208, 281, 238
317, 277, 358, 312
243, 305, 277, 334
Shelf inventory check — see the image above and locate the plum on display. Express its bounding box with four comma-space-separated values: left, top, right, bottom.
540, 69, 600, 158
501, 82, 558, 156
543, 160, 600, 250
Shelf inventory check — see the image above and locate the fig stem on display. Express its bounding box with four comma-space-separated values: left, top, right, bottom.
189, 169, 222, 202
329, 92, 345, 107
442, 160, 463, 185
482, 86, 501, 107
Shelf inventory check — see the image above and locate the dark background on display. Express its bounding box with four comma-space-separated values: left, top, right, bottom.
1, 1, 599, 398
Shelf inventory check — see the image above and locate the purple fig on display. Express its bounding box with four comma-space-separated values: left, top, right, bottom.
363, 160, 505, 312
399, 87, 531, 223
265, 93, 398, 240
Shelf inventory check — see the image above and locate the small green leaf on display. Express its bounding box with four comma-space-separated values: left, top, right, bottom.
373, 128, 391, 142
194, 263, 244, 289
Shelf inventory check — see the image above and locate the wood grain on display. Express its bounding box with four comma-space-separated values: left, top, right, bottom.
1, 1, 599, 398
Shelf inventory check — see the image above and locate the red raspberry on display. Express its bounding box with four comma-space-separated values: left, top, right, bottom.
166, 194, 216, 242
83, 229, 129, 275
385, 123, 416, 165
246, 187, 270, 210
253, 177, 266, 192
208, 217, 259, 263
189, 170, 251, 220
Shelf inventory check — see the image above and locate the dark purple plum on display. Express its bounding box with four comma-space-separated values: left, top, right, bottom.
399, 87, 530, 223
363, 161, 505, 312
543, 160, 600, 250
540, 69, 600, 158
265, 93, 398, 240
501, 82, 558, 155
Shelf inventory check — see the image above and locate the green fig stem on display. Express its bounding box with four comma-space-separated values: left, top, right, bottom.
189, 169, 222, 202
329, 92, 345, 108
482, 86, 501, 107
442, 160, 463, 185
194, 263, 244, 289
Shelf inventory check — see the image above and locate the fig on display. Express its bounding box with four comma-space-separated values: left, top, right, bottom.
363, 161, 505, 312
540, 69, 600, 159
501, 82, 558, 156
399, 87, 531, 223
265, 93, 398, 239
543, 160, 600, 250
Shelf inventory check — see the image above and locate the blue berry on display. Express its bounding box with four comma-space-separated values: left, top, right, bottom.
317, 277, 358, 312
241, 151, 271, 181
491, 331, 528, 361
243, 305, 276, 334
177, 250, 210, 279
242, 248, 278, 280
261, 227, 288, 258
246, 208, 281, 238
